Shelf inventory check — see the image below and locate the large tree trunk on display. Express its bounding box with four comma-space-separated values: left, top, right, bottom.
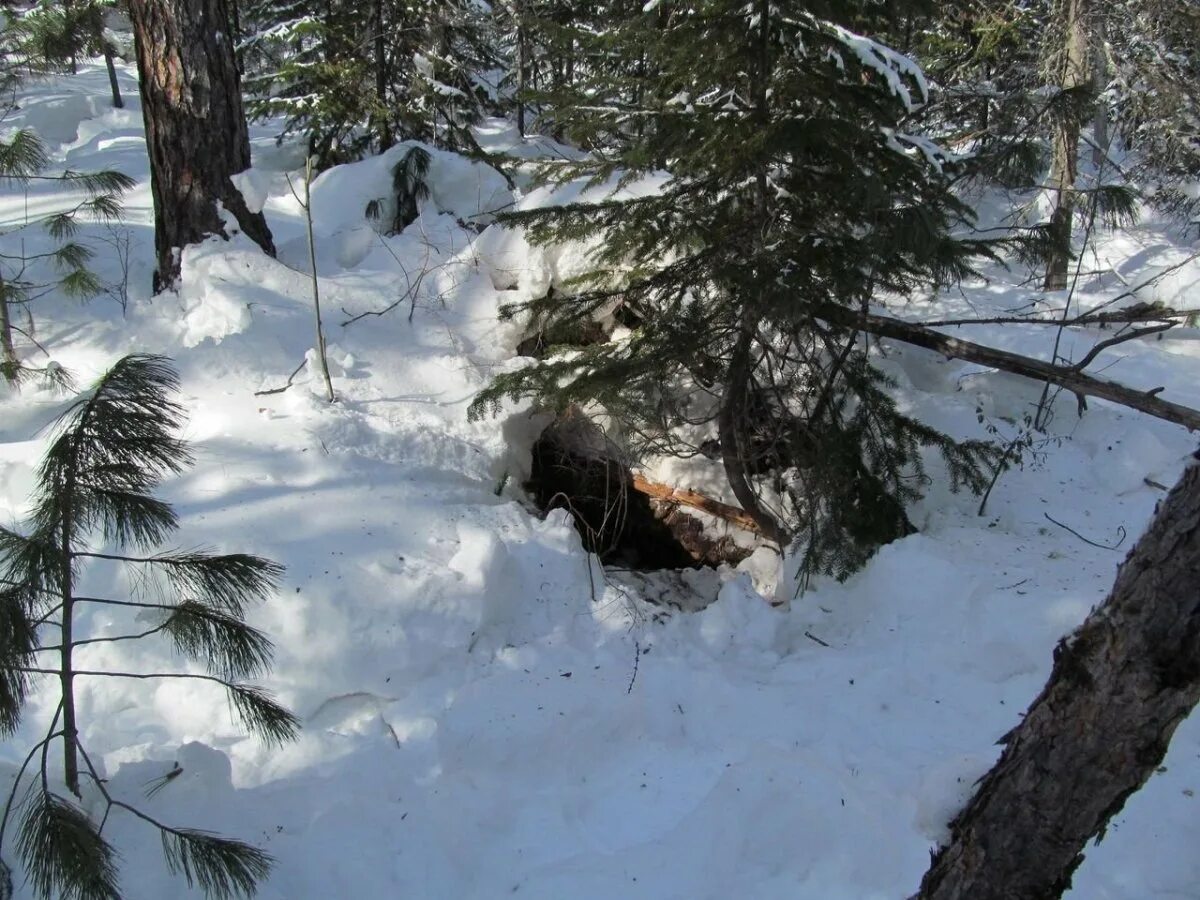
1043, 0, 1090, 291
915, 459, 1200, 899
128, 0, 274, 292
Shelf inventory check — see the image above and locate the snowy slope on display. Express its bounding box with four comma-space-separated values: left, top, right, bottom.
2, 58, 1200, 899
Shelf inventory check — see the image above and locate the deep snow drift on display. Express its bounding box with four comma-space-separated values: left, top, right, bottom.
2, 59, 1200, 899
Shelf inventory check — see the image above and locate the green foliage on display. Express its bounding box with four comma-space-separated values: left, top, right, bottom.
473, 1, 1001, 583
366, 145, 432, 234
0, 125, 134, 386
16, 791, 120, 900
242, 0, 498, 166
0, 355, 296, 899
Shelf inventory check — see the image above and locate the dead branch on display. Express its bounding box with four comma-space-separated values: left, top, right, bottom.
818, 306, 1200, 432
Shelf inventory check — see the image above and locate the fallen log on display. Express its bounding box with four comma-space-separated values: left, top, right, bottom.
818, 306, 1200, 432
631, 473, 764, 534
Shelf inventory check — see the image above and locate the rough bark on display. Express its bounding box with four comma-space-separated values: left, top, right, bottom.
818, 305, 1200, 432
915, 459, 1200, 899
127, 0, 274, 292
1043, 0, 1090, 291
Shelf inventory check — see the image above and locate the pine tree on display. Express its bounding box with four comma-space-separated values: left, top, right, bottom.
128, 0, 275, 291
0, 125, 133, 387
242, 0, 499, 166
0, 355, 297, 899
473, 1, 1001, 582
1106, 0, 1200, 226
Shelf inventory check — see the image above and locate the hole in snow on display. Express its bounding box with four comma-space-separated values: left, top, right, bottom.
527, 408, 753, 572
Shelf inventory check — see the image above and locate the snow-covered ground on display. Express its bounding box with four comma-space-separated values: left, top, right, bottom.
2, 58, 1200, 899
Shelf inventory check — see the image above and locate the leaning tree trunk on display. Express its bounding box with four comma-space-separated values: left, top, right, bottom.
128, 0, 274, 292
915, 458, 1200, 900
1043, 0, 1090, 291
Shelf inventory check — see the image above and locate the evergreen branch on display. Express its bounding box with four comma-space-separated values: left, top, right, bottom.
0, 721, 61, 854
75, 551, 283, 616
70, 744, 272, 900
162, 602, 274, 680
1, 668, 298, 746
160, 829, 273, 900
16, 790, 120, 900
0, 583, 39, 734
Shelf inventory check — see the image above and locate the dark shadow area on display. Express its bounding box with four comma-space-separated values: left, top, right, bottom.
527, 409, 752, 571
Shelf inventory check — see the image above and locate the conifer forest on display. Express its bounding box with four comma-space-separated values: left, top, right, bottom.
1, 1, 1199, 897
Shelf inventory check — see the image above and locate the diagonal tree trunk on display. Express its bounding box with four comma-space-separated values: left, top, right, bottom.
915, 458, 1200, 899
128, 0, 274, 293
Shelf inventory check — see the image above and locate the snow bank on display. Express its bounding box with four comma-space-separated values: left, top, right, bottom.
2, 58, 1200, 900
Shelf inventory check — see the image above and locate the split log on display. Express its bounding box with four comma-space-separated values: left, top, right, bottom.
818, 306, 1200, 432
914, 460, 1200, 899
631, 474, 763, 534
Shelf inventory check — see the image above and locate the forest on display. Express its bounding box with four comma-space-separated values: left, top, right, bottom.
1, 1, 1199, 898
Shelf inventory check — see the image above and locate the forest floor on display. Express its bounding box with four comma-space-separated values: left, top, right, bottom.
2, 57, 1200, 899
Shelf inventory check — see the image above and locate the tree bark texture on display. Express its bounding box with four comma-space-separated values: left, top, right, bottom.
128, 0, 274, 292
915, 459, 1200, 899
1043, 0, 1090, 291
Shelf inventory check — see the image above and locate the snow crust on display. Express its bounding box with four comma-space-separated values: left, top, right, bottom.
1, 58, 1200, 900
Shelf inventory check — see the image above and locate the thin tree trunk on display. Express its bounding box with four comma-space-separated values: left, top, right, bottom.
102, 44, 123, 108
373, 0, 391, 150
127, 0, 274, 293
516, 6, 527, 137
0, 276, 18, 384
1090, 12, 1108, 168
302, 159, 334, 403
716, 0, 787, 547
915, 460, 1200, 899
1044, 0, 1090, 291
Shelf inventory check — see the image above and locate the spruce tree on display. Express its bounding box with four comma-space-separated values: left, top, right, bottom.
473, 1, 1002, 582
242, 0, 498, 166
0, 355, 297, 899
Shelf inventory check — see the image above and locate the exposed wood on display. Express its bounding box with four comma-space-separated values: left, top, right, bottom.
915, 460, 1200, 899
127, 0, 274, 292
820, 306, 1200, 432
631, 474, 763, 534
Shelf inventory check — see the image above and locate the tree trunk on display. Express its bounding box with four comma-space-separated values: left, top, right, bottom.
915, 460, 1200, 899
372, 0, 391, 150
1090, 12, 1108, 168
1043, 0, 1090, 291
516, 8, 527, 138
102, 43, 123, 109
0, 275, 18, 384
127, 0, 274, 293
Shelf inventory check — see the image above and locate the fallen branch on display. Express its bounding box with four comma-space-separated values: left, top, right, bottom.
819, 306, 1200, 432
631, 473, 763, 534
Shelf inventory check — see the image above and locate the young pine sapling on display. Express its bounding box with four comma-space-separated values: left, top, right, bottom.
0, 354, 298, 900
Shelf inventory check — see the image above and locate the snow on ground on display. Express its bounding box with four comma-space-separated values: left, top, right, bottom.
2, 58, 1200, 899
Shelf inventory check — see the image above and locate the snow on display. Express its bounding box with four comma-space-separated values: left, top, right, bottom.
3, 57, 1200, 900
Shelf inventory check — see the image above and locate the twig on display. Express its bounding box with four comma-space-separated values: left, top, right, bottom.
626, 639, 640, 695
804, 631, 831, 648
1043, 512, 1127, 550
253, 359, 306, 396
1070, 322, 1176, 372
